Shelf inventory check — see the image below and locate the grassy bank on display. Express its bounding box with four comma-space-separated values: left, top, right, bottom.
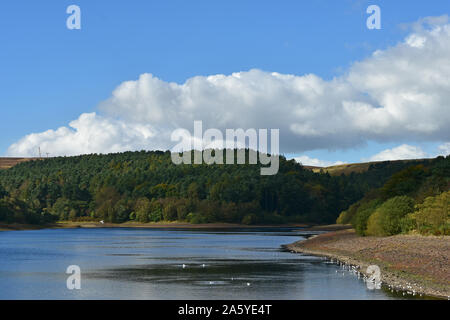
285, 229, 450, 299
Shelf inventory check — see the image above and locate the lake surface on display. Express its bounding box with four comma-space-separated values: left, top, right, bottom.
0, 227, 409, 300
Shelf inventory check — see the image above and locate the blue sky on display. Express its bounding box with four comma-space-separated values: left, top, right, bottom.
1, 0, 450, 164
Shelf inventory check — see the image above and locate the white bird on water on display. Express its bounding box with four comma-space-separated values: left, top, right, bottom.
182, 264, 187, 269
202, 264, 206, 268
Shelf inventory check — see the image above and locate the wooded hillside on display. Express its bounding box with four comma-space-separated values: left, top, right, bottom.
0, 150, 445, 226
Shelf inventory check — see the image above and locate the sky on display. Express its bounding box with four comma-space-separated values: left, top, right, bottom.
1, 0, 450, 166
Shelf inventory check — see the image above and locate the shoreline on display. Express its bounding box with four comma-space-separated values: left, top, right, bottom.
0, 222, 352, 232
285, 229, 450, 299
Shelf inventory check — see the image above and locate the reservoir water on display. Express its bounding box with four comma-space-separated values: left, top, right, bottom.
0, 227, 407, 300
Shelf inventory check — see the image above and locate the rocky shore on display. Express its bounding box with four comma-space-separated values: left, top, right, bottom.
285, 229, 450, 299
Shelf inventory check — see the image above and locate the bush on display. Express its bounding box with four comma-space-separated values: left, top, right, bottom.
163, 203, 177, 221
262, 212, 286, 224
366, 210, 385, 236
149, 208, 163, 222
187, 212, 207, 224
365, 196, 414, 236
381, 196, 414, 235
337, 202, 360, 225
176, 203, 188, 221
354, 207, 375, 235
41, 212, 58, 223
400, 214, 416, 234
148, 199, 163, 222
411, 191, 449, 235
242, 213, 258, 225
135, 198, 150, 223
336, 210, 348, 225
352, 200, 381, 235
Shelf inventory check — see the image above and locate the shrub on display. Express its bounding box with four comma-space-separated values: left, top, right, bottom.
381, 196, 414, 235
337, 202, 360, 225
352, 200, 381, 235
187, 212, 207, 224
163, 203, 177, 221
365, 196, 414, 236
262, 212, 286, 224
366, 210, 385, 236
336, 209, 349, 225
354, 207, 375, 235
400, 213, 416, 234
149, 208, 163, 222
134, 198, 150, 223
147, 199, 163, 222
176, 203, 188, 221
242, 213, 258, 225
412, 191, 449, 235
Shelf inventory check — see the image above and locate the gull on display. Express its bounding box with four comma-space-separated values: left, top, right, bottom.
182, 264, 187, 269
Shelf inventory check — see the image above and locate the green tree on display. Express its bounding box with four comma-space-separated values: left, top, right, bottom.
149, 199, 163, 222
50, 198, 71, 220
366, 196, 414, 236
163, 202, 177, 221
135, 198, 150, 223
410, 191, 449, 235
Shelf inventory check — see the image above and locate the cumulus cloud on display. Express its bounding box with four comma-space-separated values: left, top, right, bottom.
7, 113, 160, 157
7, 16, 450, 157
368, 144, 428, 161
293, 156, 345, 167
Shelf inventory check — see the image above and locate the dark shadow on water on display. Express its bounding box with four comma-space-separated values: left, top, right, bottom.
86, 259, 310, 285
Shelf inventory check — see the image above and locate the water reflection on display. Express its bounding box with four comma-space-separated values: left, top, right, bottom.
0, 228, 413, 300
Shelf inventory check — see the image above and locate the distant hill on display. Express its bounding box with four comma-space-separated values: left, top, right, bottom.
0, 158, 39, 170
0, 156, 432, 174
309, 159, 434, 176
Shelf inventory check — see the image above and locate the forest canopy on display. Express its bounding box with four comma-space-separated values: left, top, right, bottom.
0, 150, 446, 227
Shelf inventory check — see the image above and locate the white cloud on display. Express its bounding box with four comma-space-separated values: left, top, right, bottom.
293, 156, 345, 167
368, 144, 428, 162
7, 16, 450, 157
7, 113, 160, 157
438, 142, 450, 156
